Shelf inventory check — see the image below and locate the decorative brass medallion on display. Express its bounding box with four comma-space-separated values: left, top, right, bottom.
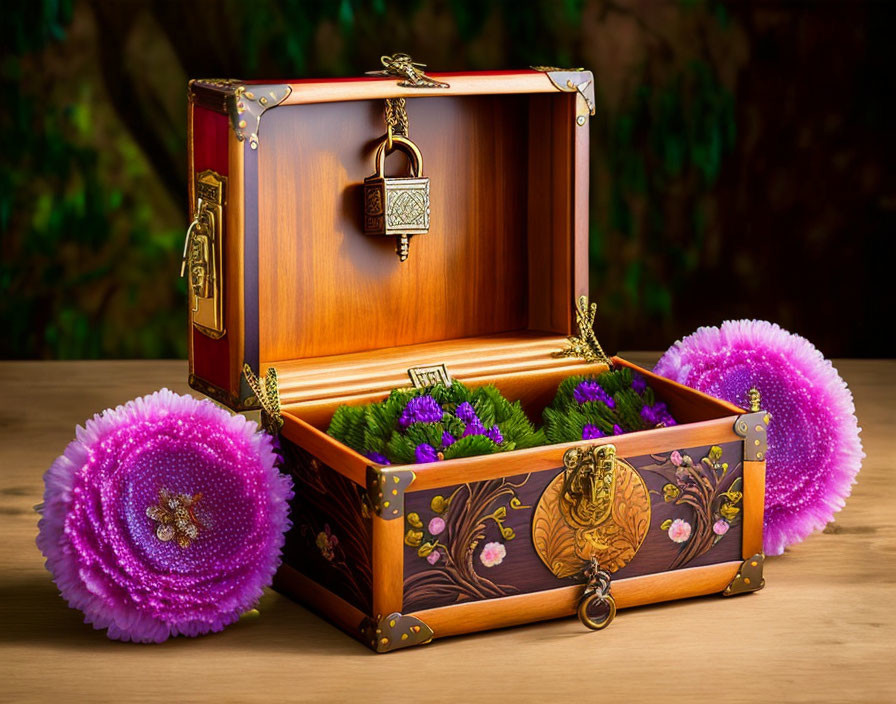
532, 444, 650, 578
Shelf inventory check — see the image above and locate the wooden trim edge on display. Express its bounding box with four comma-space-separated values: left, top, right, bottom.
742, 460, 767, 559
272, 564, 369, 643
372, 516, 405, 618
410, 561, 742, 640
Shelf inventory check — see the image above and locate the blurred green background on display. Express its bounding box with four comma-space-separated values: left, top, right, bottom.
2, 0, 893, 359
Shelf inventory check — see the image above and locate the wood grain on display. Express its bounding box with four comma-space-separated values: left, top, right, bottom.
2, 358, 893, 703
371, 517, 404, 618
742, 460, 767, 559
270, 332, 589, 408
412, 561, 742, 639
256, 93, 585, 362
273, 71, 567, 106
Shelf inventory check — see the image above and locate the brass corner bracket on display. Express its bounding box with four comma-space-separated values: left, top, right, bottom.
360, 612, 434, 653
365, 53, 449, 89
190, 78, 292, 149
532, 67, 596, 126
242, 364, 283, 434
735, 411, 770, 462
554, 295, 613, 366
366, 466, 415, 520
723, 553, 766, 596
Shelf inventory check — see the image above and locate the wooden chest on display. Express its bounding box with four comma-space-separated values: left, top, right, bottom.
186, 65, 767, 652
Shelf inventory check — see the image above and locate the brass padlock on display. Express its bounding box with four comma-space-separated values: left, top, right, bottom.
363, 135, 430, 262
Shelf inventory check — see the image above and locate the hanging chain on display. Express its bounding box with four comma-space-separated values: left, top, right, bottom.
384, 97, 409, 151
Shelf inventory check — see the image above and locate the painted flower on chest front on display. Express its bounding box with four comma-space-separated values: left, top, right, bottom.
646, 445, 743, 571
479, 541, 507, 567
666, 518, 692, 543
402, 476, 531, 611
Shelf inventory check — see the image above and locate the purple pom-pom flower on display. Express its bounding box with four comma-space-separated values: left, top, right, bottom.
399, 396, 443, 428
573, 380, 616, 408
461, 419, 503, 445
485, 425, 504, 444
414, 443, 440, 464
640, 402, 677, 428
455, 402, 479, 425
655, 320, 864, 555
36, 389, 294, 643
582, 424, 605, 440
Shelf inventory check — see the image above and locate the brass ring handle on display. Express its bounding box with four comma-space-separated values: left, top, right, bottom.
577, 591, 617, 631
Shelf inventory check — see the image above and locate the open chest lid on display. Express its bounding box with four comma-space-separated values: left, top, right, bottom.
186, 61, 598, 412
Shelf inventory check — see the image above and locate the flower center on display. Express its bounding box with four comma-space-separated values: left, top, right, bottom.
146, 488, 204, 548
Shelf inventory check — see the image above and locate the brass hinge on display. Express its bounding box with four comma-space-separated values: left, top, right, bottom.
553, 295, 612, 366
242, 364, 283, 434
365, 53, 449, 89
734, 411, 770, 462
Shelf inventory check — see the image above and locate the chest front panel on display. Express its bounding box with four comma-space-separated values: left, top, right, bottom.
402, 440, 745, 613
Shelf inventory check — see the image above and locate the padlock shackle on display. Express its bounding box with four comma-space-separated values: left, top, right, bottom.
374, 135, 424, 179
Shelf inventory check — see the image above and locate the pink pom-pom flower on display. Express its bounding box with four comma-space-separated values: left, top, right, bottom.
36, 389, 293, 643
654, 320, 863, 555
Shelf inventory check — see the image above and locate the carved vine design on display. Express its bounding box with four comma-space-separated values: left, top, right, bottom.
402, 476, 530, 611
279, 441, 373, 612
642, 446, 743, 570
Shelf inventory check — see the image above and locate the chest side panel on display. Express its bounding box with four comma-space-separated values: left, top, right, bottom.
277, 437, 373, 613
402, 440, 744, 613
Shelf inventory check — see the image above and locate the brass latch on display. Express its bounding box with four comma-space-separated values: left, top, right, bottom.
577, 557, 616, 630
561, 445, 619, 631
182, 170, 226, 339
407, 363, 452, 389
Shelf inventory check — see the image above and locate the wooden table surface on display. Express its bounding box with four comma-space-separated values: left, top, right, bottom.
1, 358, 894, 703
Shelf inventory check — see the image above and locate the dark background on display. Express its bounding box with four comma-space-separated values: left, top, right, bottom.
2, 0, 893, 360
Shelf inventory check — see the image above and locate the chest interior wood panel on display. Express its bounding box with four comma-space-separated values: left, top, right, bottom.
256, 93, 578, 363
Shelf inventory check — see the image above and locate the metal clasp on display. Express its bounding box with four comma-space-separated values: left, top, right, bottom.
577, 557, 616, 630
182, 170, 226, 338
561, 444, 618, 530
